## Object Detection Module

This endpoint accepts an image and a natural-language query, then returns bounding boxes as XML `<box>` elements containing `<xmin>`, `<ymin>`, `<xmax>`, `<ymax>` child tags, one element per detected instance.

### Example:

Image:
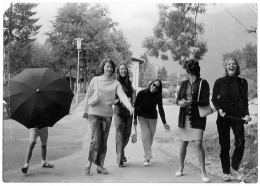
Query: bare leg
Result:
<box><xmin>24</xmin><ymin>142</ymin><xmax>36</xmax><ymax>166</ymax></box>
<box><xmin>177</xmin><ymin>141</ymin><xmax>189</xmax><ymax>172</ymax></box>
<box><xmin>195</xmin><ymin>140</ymin><xmax>207</xmax><ymax>176</ymax></box>
<box><xmin>41</xmin><ymin>145</ymin><xmax>47</xmax><ymax>164</ymax></box>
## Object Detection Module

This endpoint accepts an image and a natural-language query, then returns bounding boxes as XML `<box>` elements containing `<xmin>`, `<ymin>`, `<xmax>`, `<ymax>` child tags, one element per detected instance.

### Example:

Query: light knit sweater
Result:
<box><xmin>84</xmin><ymin>75</ymin><xmax>132</xmax><ymax>117</ymax></box>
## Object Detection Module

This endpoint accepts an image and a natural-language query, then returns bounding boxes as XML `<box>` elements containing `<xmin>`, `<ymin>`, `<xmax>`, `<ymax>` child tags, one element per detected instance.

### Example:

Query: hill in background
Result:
<box><xmin>158</xmin><ymin>4</ymin><xmax>257</xmax><ymax>87</ymax></box>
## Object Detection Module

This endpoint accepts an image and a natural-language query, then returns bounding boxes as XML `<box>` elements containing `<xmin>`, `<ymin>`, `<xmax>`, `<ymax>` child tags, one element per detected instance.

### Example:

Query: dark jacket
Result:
<box><xmin>176</xmin><ymin>78</ymin><xmax>210</xmax><ymax>130</ymax></box>
<box><xmin>211</xmin><ymin>75</ymin><xmax>249</xmax><ymax>123</ymax></box>
<box><xmin>134</xmin><ymin>89</ymin><xmax>166</xmax><ymax>124</ymax></box>
<box><xmin>114</xmin><ymin>83</ymin><xmax>134</xmax><ymax>117</ymax></box>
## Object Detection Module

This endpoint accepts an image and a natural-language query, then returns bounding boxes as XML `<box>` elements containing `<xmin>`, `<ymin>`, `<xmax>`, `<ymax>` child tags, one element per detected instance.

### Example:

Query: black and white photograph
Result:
<box><xmin>1</xmin><ymin>0</ymin><xmax>258</xmax><ymax>183</ymax></box>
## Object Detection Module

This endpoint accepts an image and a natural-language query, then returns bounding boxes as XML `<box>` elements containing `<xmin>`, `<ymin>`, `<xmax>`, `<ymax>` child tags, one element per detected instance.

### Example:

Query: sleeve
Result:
<box><xmin>211</xmin><ymin>78</ymin><xmax>222</xmax><ymax>111</ymax></box>
<box><xmin>242</xmin><ymin>79</ymin><xmax>249</xmax><ymax>116</ymax></box>
<box><xmin>133</xmin><ymin>91</ymin><xmax>141</xmax><ymax>120</ymax></box>
<box><xmin>193</xmin><ymin>79</ymin><xmax>210</xmax><ymax>106</ymax></box>
<box><xmin>175</xmin><ymin>81</ymin><xmax>185</xmax><ymax>105</ymax></box>
<box><xmin>83</xmin><ymin>77</ymin><xmax>95</xmax><ymax>114</ymax></box>
<box><xmin>116</xmin><ymin>83</ymin><xmax>133</xmax><ymax>112</ymax></box>
<box><xmin>157</xmin><ymin>95</ymin><xmax>167</xmax><ymax>124</ymax></box>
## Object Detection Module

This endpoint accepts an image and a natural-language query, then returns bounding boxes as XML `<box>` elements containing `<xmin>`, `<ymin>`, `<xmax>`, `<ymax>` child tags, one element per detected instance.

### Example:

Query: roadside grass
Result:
<box><xmin>203</xmin><ymin>122</ymin><xmax>258</xmax><ymax>183</ymax></box>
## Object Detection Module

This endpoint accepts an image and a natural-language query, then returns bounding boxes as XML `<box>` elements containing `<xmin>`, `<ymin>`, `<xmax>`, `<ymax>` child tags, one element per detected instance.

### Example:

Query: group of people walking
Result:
<box><xmin>21</xmin><ymin>57</ymin><xmax>251</xmax><ymax>183</ymax></box>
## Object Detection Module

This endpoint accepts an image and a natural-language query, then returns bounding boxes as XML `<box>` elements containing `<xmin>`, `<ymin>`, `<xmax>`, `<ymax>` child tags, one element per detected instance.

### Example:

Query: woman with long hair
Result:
<box><xmin>133</xmin><ymin>79</ymin><xmax>170</xmax><ymax>166</ymax></box>
<box><xmin>113</xmin><ymin>63</ymin><xmax>135</xmax><ymax>167</ymax></box>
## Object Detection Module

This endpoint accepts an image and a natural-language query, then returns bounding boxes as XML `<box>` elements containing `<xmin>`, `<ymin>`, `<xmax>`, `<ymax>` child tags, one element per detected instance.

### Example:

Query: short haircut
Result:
<box><xmin>183</xmin><ymin>59</ymin><xmax>200</xmax><ymax>78</ymax></box>
<box><xmin>224</xmin><ymin>58</ymin><xmax>241</xmax><ymax>76</ymax></box>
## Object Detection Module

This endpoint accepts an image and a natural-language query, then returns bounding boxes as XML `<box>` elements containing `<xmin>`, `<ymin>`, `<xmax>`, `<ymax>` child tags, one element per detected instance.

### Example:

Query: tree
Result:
<box><xmin>222</xmin><ymin>42</ymin><xmax>257</xmax><ymax>99</ymax></box>
<box><xmin>143</xmin><ymin>3</ymin><xmax>207</xmax><ymax>66</ymax></box>
<box><xmin>157</xmin><ymin>66</ymin><xmax>168</xmax><ymax>82</ymax></box>
<box><xmin>3</xmin><ymin>3</ymin><xmax>41</xmax><ymax>77</ymax></box>
<box><xmin>46</xmin><ymin>3</ymin><xmax>132</xmax><ymax>90</ymax></box>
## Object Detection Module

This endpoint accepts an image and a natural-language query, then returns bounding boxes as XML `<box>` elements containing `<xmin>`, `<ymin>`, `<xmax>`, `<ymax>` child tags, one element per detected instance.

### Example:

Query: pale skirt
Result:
<box><xmin>179</xmin><ymin>117</ymin><xmax>203</xmax><ymax>141</ymax></box>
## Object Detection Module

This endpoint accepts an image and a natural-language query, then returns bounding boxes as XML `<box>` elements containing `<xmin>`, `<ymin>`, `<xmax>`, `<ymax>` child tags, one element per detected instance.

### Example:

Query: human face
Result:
<box><xmin>104</xmin><ymin>62</ymin><xmax>114</xmax><ymax>77</ymax></box>
<box><xmin>119</xmin><ymin>65</ymin><xmax>127</xmax><ymax>78</ymax></box>
<box><xmin>150</xmin><ymin>81</ymin><xmax>159</xmax><ymax>93</ymax></box>
<box><xmin>226</xmin><ymin>59</ymin><xmax>237</xmax><ymax>76</ymax></box>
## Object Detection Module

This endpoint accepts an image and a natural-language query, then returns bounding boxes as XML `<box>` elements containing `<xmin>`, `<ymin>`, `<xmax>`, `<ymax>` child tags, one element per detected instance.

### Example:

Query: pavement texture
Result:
<box><xmin>3</xmin><ymin>102</ymin><xmax>225</xmax><ymax>183</ymax></box>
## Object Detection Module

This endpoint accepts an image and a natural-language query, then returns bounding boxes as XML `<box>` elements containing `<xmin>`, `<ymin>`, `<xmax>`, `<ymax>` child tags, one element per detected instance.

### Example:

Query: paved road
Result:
<box><xmin>3</xmin><ymin>104</ymin><xmax>223</xmax><ymax>183</ymax></box>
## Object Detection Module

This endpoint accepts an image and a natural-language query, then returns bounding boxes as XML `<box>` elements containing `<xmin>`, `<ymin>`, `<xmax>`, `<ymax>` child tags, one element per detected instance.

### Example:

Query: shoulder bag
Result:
<box><xmin>88</xmin><ymin>77</ymin><xmax>99</xmax><ymax>106</ymax></box>
<box><xmin>197</xmin><ymin>79</ymin><xmax>213</xmax><ymax>117</ymax></box>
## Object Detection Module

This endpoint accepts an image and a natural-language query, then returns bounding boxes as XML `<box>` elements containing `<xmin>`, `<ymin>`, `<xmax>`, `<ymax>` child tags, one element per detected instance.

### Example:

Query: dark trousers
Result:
<box><xmin>114</xmin><ymin>114</ymin><xmax>133</xmax><ymax>164</ymax></box>
<box><xmin>216</xmin><ymin>118</ymin><xmax>245</xmax><ymax>174</ymax></box>
<box><xmin>88</xmin><ymin>115</ymin><xmax>112</xmax><ymax>167</ymax></box>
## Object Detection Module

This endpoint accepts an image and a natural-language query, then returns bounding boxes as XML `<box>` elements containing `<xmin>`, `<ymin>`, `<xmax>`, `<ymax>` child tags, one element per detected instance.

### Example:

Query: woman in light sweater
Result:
<box><xmin>83</xmin><ymin>59</ymin><xmax>134</xmax><ymax>175</ymax></box>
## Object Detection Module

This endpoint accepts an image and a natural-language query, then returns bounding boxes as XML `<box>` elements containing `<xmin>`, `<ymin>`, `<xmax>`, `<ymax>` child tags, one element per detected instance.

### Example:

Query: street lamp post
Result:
<box><xmin>74</xmin><ymin>38</ymin><xmax>84</xmax><ymax>106</ymax></box>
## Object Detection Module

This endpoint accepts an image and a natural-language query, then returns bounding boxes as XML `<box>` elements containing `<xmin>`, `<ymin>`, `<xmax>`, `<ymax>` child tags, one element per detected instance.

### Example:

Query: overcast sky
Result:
<box><xmin>31</xmin><ymin>2</ymin><xmax>242</xmax><ymax>58</ymax></box>
<box><xmin>1</xmin><ymin>0</ymin><xmax>256</xmax><ymax>76</ymax></box>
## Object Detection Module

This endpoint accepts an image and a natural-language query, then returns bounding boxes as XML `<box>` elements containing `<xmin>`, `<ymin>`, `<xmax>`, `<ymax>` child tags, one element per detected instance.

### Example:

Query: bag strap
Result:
<box><xmin>197</xmin><ymin>79</ymin><xmax>203</xmax><ymax>101</ymax></box>
<box><xmin>95</xmin><ymin>76</ymin><xmax>98</xmax><ymax>90</ymax></box>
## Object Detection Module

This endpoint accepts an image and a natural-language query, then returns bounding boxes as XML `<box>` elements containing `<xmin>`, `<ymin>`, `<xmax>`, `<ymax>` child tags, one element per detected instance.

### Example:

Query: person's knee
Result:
<box><xmin>195</xmin><ymin>140</ymin><xmax>203</xmax><ymax>149</ymax></box>
<box><xmin>28</xmin><ymin>141</ymin><xmax>36</xmax><ymax>148</ymax></box>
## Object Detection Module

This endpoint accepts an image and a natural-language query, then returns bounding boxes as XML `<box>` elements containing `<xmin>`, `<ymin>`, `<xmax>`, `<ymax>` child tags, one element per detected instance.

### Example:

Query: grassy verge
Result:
<box><xmin>203</xmin><ymin>122</ymin><xmax>258</xmax><ymax>183</ymax></box>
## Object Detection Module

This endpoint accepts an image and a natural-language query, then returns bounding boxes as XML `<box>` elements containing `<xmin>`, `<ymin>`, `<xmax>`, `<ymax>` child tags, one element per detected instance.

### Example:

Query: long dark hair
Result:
<box><xmin>147</xmin><ymin>79</ymin><xmax>163</xmax><ymax>97</ymax></box>
<box><xmin>116</xmin><ymin>63</ymin><xmax>133</xmax><ymax>97</ymax></box>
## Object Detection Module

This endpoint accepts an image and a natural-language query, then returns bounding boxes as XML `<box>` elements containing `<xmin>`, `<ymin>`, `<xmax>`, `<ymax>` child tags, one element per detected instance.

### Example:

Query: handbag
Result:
<box><xmin>131</xmin><ymin>125</ymin><xmax>137</xmax><ymax>143</ymax></box>
<box><xmin>88</xmin><ymin>77</ymin><xmax>99</xmax><ymax>106</ymax></box>
<box><xmin>197</xmin><ymin>79</ymin><xmax>213</xmax><ymax>117</ymax></box>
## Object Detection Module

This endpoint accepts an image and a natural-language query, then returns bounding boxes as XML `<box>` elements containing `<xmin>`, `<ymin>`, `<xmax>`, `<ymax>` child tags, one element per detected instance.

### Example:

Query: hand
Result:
<box><xmin>129</xmin><ymin>106</ymin><xmax>134</xmax><ymax>115</ymax></box>
<box><xmin>243</xmin><ymin>115</ymin><xmax>251</xmax><ymax>123</ymax></box>
<box><xmin>178</xmin><ymin>99</ymin><xmax>186</xmax><ymax>107</ymax></box>
<box><xmin>164</xmin><ymin>123</ymin><xmax>170</xmax><ymax>130</ymax></box>
<box><xmin>133</xmin><ymin>119</ymin><xmax>138</xmax><ymax>126</ymax></box>
<box><xmin>218</xmin><ymin>109</ymin><xmax>225</xmax><ymax>117</ymax></box>
<box><xmin>83</xmin><ymin>113</ymin><xmax>89</xmax><ymax>119</ymax></box>
<box><xmin>184</xmin><ymin>98</ymin><xmax>192</xmax><ymax>106</ymax></box>
<box><xmin>114</xmin><ymin>99</ymin><xmax>120</xmax><ymax>105</ymax></box>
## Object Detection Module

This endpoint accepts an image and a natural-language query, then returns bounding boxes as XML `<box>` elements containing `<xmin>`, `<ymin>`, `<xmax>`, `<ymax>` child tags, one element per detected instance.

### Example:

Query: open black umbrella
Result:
<box><xmin>3</xmin><ymin>68</ymin><xmax>74</xmax><ymax>129</ymax></box>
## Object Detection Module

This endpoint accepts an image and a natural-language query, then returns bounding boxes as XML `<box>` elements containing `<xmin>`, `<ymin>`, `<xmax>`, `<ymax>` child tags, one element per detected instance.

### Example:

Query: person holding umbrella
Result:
<box><xmin>133</xmin><ymin>79</ymin><xmax>170</xmax><ymax>166</ymax></box>
<box><xmin>83</xmin><ymin>59</ymin><xmax>134</xmax><ymax>175</ymax></box>
<box><xmin>113</xmin><ymin>63</ymin><xmax>135</xmax><ymax>167</ymax></box>
<box><xmin>3</xmin><ymin>68</ymin><xmax>74</xmax><ymax>174</ymax></box>
<box><xmin>21</xmin><ymin>126</ymin><xmax>54</xmax><ymax>173</ymax></box>
<box><xmin>212</xmin><ymin>58</ymin><xmax>251</xmax><ymax>182</ymax></box>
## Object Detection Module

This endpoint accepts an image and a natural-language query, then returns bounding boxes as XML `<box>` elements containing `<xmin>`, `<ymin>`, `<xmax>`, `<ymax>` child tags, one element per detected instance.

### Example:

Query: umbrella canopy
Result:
<box><xmin>4</xmin><ymin>68</ymin><xmax>74</xmax><ymax>129</ymax></box>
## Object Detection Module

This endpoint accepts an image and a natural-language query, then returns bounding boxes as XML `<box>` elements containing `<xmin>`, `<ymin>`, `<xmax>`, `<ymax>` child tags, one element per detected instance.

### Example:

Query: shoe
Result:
<box><xmin>147</xmin><ymin>159</ymin><xmax>151</xmax><ymax>166</ymax></box>
<box><xmin>123</xmin><ymin>156</ymin><xmax>127</xmax><ymax>162</ymax></box>
<box><xmin>42</xmin><ymin>162</ymin><xmax>54</xmax><ymax>168</ymax></box>
<box><xmin>231</xmin><ymin>168</ymin><xmax>243</xmax><ymax>181</ymax></box>
<box><xmin>201</xmin><ymin>174</ymin><xmax>210</xmax><ymax>183</ymax></box>
<box><xmin>97</xmin><ymin>167</ymin><xmax>109</xmax><ymax>174</ymax></box>
<box><xmin>222</xmin><ymin>174</ymin><xmax>232</xmax><ymax>182</ymax></box>
<box><xmin>143</xmin><ymin>160</ymin><xmax>149</xmax><ymax>166</ymax></box>
<box><xmin>21</xmin><ymin>166</ymin><xmax>29</xmax><ymax>174</ymax></box>
<box><xmin>84</xmin><ymin>166</ymin><xmax>91</xmax><ymax>174</ymax></box>
<box><xmin>175</xmin><ymin>171</ymin><xmax>182</xmax><ymax>177</ymax></box>
<box><xmin>119</xmin><ymin>162</ymin><xmax>125</xmax><ymax>167</ymax></box>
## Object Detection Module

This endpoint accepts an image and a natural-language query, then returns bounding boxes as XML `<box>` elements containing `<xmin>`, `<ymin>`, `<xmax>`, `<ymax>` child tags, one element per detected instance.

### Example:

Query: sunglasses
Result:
<box><xmin>152</xmin><ymin>83</ymin><xmax>159</xmax><ymax>89</ymax></box>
